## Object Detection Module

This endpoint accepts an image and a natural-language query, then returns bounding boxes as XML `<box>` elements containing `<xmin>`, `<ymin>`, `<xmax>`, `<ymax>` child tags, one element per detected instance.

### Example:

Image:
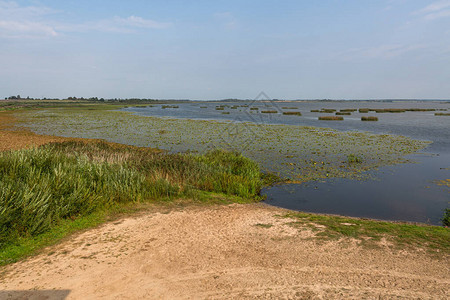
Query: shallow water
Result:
<box><xmin>126</xmin><ymin>101</ymin><xmax>450</xmax><ymax>225</ymax></box>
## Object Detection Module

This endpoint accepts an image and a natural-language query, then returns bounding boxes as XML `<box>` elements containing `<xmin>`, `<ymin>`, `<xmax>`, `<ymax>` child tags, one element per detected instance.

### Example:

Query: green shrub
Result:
<box><xmin>442</xmin><ymin>209</ymin><xmax>450</xmax><ymax>227</ymax></box>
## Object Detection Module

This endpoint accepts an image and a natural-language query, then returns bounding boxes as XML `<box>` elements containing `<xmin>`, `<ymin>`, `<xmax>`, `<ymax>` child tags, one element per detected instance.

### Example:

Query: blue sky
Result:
<box><xmin>1</xmin><ymin>0</ymin><xmax>449</xmax><ymax>100</ymax></box>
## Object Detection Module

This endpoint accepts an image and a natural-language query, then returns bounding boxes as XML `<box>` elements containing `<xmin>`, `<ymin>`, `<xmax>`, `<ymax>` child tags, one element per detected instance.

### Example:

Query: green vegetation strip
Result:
<box><xmin>285</xmin><ymin>212</ymin><xmax>450</xmax><ymax>253</ymax></box>
<box><xmin>0</xmin><ymin>141</ymin><xmax>271</xmax><ymax>265</ymax></box>
<box><xmin>17</xmin><ymin>106</ymin><xmax>431</xmax><ymax>181</ymax></box>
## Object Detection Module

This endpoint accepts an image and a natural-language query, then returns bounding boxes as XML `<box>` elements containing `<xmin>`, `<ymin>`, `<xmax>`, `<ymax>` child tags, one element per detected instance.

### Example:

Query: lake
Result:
<box><xmin>124</xmin><ymin>100</ymin><xmax>450</xmax><ymax>225</ymax></box>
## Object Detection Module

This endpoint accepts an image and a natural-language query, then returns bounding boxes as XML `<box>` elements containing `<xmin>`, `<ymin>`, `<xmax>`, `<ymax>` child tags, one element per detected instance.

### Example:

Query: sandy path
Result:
<box><xmin>1</xmin><ymin>204</ymin><xmax>448</xmax><ymax>299</ymax></box>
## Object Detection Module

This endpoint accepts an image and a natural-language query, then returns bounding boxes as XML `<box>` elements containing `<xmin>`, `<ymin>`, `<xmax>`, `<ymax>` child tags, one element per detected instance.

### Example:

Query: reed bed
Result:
<box><xmin>261</xmin><ymin>110</ymin><xmax>278</xmax><ymax>114</ymax></box>
<box><xmin>0</xmin><ymin>141</ymin><xmax>264</xmax><ymax>250</ymax></box>
<box><xmin>406</xmin><ymin>108</ymin><xmax>436</xmax><ymax>112</ymax></box>
<box><xmin>336</xmin><ymin>112</ymin><xmax>351</xmax><ymax>115</ymax></box>
<box><xmin>361</xmin><ymin>116</ymin><xmax>379</xmax><ymax>121</ymax></box>
<box><xmin>318</xmin><ymin>116</ymin><xmax>344</xmax><ymax>121</ymax></box>
<box><xmin>282</xmin><ymin>112</ymin><xmax>302</xmax><ymax>116</ymax></box>
<box><xmin>435</xmin><ymin>113</ymin><xmax>450</xmax><ymax>116</ymax></box>
<box><xmin>340</xmin><ymin>109</ymin><xmax>357</xmax><ymax>112</ymax></box>
<box><xmin>374</xmin><ymin>109</ymin><xmax>406</xmax><ymax>113</ymax></box>
<box><xmin>359</xmin><ymin>108</ymin><xmax>369</xmax><ymax>113</ymax></box>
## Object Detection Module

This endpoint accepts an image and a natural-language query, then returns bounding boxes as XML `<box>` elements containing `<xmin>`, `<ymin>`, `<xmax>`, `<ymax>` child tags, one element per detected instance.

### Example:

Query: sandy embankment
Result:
<box><xmin>1</xmin><ymin>204</ymin><xmax>449</xmax><ymax>299</ymax></box>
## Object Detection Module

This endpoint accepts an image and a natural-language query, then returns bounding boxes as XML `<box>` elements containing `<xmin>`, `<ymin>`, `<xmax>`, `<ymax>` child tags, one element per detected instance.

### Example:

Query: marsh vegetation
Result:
<box><xmin>318</xmin><ymin>116</ymin><xmax>344</xmax><ymax>121</ymax></box>
<box><xmin>0</xmin><ymin>141</ymin><xmax>269</xmax><ymax>264</ymax></box>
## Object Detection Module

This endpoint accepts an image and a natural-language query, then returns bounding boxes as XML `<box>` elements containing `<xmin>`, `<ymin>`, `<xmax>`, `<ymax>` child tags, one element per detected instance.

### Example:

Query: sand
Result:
<box><xmin>1</xmin><ymin>204</ymin><xmax>448</xmax><ymax>299</ymax></box>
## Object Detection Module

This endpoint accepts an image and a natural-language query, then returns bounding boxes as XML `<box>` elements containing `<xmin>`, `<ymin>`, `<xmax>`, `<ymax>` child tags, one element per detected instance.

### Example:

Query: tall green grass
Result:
<box><xmin>0</xmin><ymin>141</ymin><xmax>264</xmax><ymax>251</ymax></box>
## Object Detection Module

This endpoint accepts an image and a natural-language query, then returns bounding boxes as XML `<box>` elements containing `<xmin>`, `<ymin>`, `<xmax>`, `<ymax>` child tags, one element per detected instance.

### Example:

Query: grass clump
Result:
<box><xmin>261</xmin><ymin>110</ymin><xmax>278</xmax><ymax>114</ymax></box>
<box><xmin>336</xmin><ymin>112</ymin><xmax>351</xmax><ymax>115</ymax></box>
<box><xmin>435</xmin><ymin>113</ymin><xmax>450</xmax><ymax>116</ymax></box>
<box><xmin>361</xmin><ymin>116</ymin><xmax>378</xmax><ymax>121</ymax></box>
<box><xmin>0</xmin><ymin>141</ymin><xmax>266</xmax><ymax>264</ymax></box>
<box><xmin>318</xmin><ymin>116</ymin><xmax>343</xmax><ymax>121</ymax></box>
<box><xmin>442</xmin><ymin>209</ymin><xmax>450</xmax><ymax>227</ymax></box>
<box><xmin>285</xmin><ymin>212</ymin><xmax>450</xmax><ymax>252</ymax></box>
<box><xmin>374</xmin><ymin>109</ymin><xmax>406</xmax><ymax>113</ymax></box>
<box><xmin>282</xmin><ymin>112</ymin><xmax>302</xmax><ymax>116</ymax></box>
<box><xmin>359</xmin><ymin>108</ymin><xmax>369</xmax><ymax>113</ymax></box>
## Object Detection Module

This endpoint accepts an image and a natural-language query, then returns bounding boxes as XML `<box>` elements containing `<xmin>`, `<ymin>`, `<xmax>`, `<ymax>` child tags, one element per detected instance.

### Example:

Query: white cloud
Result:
<box><xmin>338</xmin><ymin>44</ymin><xmax>427</xmax><ymax>60</ymax></box>
<box><xmin>115</xmin><ymin>16</ymin><xmax>171</xmax><ymax>29</ymax></box>
<box><xmin>56</xmin><ymin>16</ymin><xmax>171</xmax><ymax>34</ymax></box>
<box><xmin>414</xmin><ymin>0</ymin><xmax>450</xmax><ymax>20</ymax></box>
<box><xmin>0</xmin><ymin>20</ymin><xmax>57</xmax><ymax>38</ymax></box>
<box><xmin>0</xmin><ymin>1</ymin><xmax>171</xmax><ymax>39</ymax></box>
<box><xmin>214</xmin><ymin>12</ymin><xmax>238</xmax><ymax>30</ymax></box>
<box><xmin>0</xmin><ymin>1</ymin><xmax>58</xmax><ymax>38</ymax></box>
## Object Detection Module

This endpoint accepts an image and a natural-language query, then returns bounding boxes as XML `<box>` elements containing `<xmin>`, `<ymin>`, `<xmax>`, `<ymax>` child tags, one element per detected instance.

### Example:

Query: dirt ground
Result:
<box><xmin>0</xmin><ymin>204</ymin><xmax>449</xmax><ymax>300</ymax></box>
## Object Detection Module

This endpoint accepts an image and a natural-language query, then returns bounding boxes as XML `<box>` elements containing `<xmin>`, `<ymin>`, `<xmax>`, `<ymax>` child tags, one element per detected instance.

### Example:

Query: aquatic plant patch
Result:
<box><xmin>318</xmin><ymin>116</ymin><xmax>344</xmax><ymax>121</ymax></box>
<box><xmin>282</xmin><ymin>112</ymin><xmax>302</xmax><ymax>116</ymax></box>
<box><xmin>361</xmin><ymin>116</ymin><xmax>378</xmax><ymax>121</ymax></box>
<box><xmin>17</xmin><ymin>107</ymin><xmax>431</xmax><ymax>182</ymax></box>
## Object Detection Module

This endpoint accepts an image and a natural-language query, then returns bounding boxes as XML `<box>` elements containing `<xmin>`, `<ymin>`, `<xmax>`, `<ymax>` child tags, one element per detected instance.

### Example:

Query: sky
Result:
<box><xmin>1</xmin><ymin>0</ymin><xmax>450</xmax><ymax>100</ymax></box>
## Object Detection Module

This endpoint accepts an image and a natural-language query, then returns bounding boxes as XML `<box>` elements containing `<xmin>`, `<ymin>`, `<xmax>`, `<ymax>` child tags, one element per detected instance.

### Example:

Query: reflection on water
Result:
<box><xmin>263</xmin><ymin>153</ymin><xmax>449</xmax><ymax>225</ymax></box>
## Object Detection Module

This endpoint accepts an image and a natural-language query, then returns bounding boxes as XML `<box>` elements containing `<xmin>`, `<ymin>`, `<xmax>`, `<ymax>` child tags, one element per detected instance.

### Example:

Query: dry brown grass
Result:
<box><xmin>0</xmin><ymin>111</ymin><xmax>161</xmax><ymax>153</ymax></box>
<box><xmin>0</xmin><ymin>112</ymin><xmax>67</xmax><ymax>151</ymax></box>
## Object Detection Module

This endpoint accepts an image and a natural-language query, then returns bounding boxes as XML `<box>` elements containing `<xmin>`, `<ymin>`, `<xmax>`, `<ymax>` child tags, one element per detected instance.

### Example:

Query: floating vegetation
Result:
<box><xmin>310</xmin><ymin>109</ymin><xmax>320</xmax><ymax>112</ymax></box>
<box><xmin>200</xmin><ymin>106</ymin><xmax>207</xmax><ymax>109</ymax></box>
<box><xmin>361</xmin><ymin>116</ymin><xmax>379</xmax><ymax>121</ymax></box>
<box><xmin>347</xmin><ymin>154</ymin><xmax>363</xmax><ymax>163</ymax></box>
<box><xmin>162</xmin><ymin>105</ymin><xmax>179</xmax><ymax>109</ymax></box>
<box><xmin>374</xmin><ymin>109</ymin><xmax>406</xmax><ymax>113</ymax></box>
<box><xmin>261</xmin><ymin>110</ymin><xmax>278</xmax><ymax>114</ymax></box>
<box><xmin>435</xmin><ymin>113</ymin><xmax>450</xmax><ymax>116</ymax></box>
<box><xmin>250</xmin><ymin>107</ymin><xmax>259</xmax><ymax>110</ymax></box>
<box><xmin>221</xmin><ymin>112</ymin><xmax>230</xmax><ymax>114</ymax></box>
<box><xmin>359</xmin><ymin>108</ymin><xmax>369</xmax><ymax>113</ymax></box>
<box><xmin>231</xmin><ymin>106</ymin><xmax>238</xmax><ymax>109</ymax></box>
<box><xmin>318</xmin><ymin>116</ymin><xmax>344</xmax><ymax>121</ymax></box>
<box><xmin>340</xmin><ymin>109</ymin><xmax>357</xmax><ymax>112</ymax></box>
<box><xmin>18</xmin><ymin>107</ymin><xmax>431</xmax><ymax>182</ymax></box>
<box><xmin>215</xmin><ymin>107</ymin><xmax>225</xmax><ymax>110</ymax></box>
<box><xmin>336</xmin><ymin>112</ymin><xmax>351</xmax><ymax>115</ymax></box>
<box><xmin>282</xmin><ymin>107</ymin><xmax>298</xmax><ymax>109</ymax></box>
<box><xmin>406</xmin><ymin>108</ymin><xmax>436</xmax><ymax>112</ymax></box>
<box><xmin>283</xmin><ymin>112</ymin><xmax>302</xmax><ymax>116</ymax></box>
